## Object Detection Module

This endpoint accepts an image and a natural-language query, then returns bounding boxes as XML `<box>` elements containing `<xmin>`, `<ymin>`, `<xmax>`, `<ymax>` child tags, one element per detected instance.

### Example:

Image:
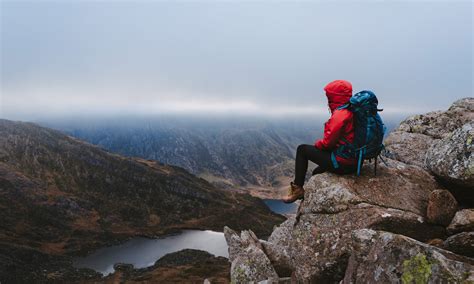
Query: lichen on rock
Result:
<box><xmin>425</xmin><ymin>122</ymin><xmax>473</xmax><ymax>189</ymax></box>
<box><xmin>401</xmin><ymin>253</ymin><xmax>433</xmax><ymax>284</ymax></box>
<box><xmin>224</xmin><ymin>226</ymin><xmax>278</xmax><ymax>283</ymax></box>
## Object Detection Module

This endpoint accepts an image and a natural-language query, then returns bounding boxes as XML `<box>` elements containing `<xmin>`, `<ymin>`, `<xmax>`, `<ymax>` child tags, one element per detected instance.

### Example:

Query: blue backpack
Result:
<box><xmin>332</xmin><ymin>90</ymin><xmax>387</xmax><ymax>176</ymax></box>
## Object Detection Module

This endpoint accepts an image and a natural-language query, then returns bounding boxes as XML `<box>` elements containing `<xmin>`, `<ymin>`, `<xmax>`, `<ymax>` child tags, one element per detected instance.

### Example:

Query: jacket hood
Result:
<box><xmin>324</xmin><ymin>80</ymin><xmax>353</xmax><ymax>112</ymax></box>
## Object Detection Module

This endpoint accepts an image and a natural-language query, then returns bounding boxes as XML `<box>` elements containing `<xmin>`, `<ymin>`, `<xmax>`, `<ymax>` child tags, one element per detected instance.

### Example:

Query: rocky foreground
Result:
<box><xmin>225</xmin><ymin>98</ymin><xmax>474</xmax><ymax>283</ymax></box>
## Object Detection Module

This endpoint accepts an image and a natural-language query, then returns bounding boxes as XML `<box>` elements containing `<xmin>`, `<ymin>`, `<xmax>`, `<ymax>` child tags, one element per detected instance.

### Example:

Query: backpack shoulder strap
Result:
<box><xmin>336</xmin><ymin>103</ymin><xmax>351</xmax><ymax>110</ymax></box>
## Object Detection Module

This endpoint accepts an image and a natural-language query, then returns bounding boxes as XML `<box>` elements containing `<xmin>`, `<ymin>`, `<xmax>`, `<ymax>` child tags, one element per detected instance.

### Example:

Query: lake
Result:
<box><xmin>74</xmin><ymin>200</ymin><xmax>296</xmax><ymax>276</ymax></box>
<box><xmin>263</xmin><ymin>199</ymin><xmax>299</xmax><ymax>215</ymax></box>
<box><xmin>73</xmin><ymin>230</ymin><xmax>228</xmax><ymax>276</ymax></box>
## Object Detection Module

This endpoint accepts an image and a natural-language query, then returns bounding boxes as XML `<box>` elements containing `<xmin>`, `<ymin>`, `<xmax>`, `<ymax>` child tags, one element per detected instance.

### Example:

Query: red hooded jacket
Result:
<box><xmin>314</xmin><ymin>80</ymin><xmax>356</xmax><ymax>166</ymax></box>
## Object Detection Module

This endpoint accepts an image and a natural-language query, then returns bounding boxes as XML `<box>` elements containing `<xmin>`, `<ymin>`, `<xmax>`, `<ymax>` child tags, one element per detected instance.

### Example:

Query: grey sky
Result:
<box><xmin>1</xmin><ymin>0</ymin><xmax>472</xmax><ymax>119</ymax></box>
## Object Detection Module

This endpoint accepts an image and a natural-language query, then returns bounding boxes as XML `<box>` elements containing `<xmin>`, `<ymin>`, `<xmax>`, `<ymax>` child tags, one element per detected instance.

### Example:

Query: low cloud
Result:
<box><xmin>1</xmin><ymin>1</ymin><xmax>472</xmax><ymax>120</ymax></box>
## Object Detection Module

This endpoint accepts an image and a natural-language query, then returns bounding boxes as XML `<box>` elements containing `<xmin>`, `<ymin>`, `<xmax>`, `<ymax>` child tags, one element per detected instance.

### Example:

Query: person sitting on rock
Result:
<box><xmin>283</xmin><ymin>80</ymin><xmax>357</xmax><ymax>203</ymax></box>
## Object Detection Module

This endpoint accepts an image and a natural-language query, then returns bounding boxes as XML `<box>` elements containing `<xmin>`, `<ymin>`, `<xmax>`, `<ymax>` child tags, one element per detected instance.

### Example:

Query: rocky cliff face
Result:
<box><xmin>225</xmin><ymin>98</ymin><xmax>474</xmax><ymax>283</ymax></box>
<box><xmin>0</xmin><ymin>119</ymin><xmax>284</xmax><ymax>282</ymax></box>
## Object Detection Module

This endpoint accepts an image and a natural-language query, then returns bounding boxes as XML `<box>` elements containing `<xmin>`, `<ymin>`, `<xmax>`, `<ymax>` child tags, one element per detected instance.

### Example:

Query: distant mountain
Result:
<box><xmin>45</xmin><ymin>115</ymin><xmax>404</xmax><ymax>192</ymax></box>
<box><xmin>44</xmin><ymin>116</ymin><xmax>323</xmax><ymax>190</ymax></box>
<box><xmin>0</xmin><ymin>119</ymin><xmax>284</xmax><ymax>282</ymax></box>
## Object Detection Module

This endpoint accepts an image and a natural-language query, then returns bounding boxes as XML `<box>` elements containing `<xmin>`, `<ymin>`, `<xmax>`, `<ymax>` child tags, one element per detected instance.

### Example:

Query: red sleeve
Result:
<box><xmin>314</xmin><ymin>110</ymin><xmax>349</xmax><ymax>150</ymax></box>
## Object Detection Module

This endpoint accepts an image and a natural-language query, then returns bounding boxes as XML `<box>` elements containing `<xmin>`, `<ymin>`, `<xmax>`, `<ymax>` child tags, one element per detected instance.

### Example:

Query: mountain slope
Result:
<box><xmin>46</xmin><ymin>117</ymin><xmax>321</xmax><ymax>189</ymax></box>
<box><xmin>0</xmin><ymin>119</ymin><xmax>284</xmax><ymax>280</ymax></box>
<box><xmin>44</xmin><ymin>115</ymin><xmax>404</xmax><ymax>191</ymax></box>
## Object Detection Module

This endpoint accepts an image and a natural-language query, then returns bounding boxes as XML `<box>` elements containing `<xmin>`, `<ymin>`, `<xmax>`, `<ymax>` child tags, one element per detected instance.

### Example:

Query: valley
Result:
<box><xmin>0</xmin><ymin>119</ymin><xmax>285</xmax><ymax>282</ymax></box>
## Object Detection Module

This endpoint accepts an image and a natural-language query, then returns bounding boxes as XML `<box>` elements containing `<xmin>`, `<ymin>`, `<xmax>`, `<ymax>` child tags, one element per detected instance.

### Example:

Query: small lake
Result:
<box><xmin>73</xmin><ymin>230</ymin><xmax>228</xmax><ymax>276</ymax></box>
<box><xmin>263</xmin><ymin>199</ymin><xmax>298</xmax><ymax>215</ymax></box>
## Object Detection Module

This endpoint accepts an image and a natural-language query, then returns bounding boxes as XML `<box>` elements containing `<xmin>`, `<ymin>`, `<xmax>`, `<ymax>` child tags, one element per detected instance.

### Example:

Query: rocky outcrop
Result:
<box><xmin>425</xmin><ymin>122</ymin><xmax>474</xmax><ymax>189</ymax></box>
<box><xmin>301</xmin><ymin>158</ymin><xmax>439</xmax><ymax>217</ymax></box>
<box><xmin>224</xmin><ymin>227</ymin><xmax>278</xmax><ymax>283</ymax></box>
<box><xmin>343</xmin><ymin>229</ymin><xmax>474</xmax><ymax>283</ymax></box>
<box><xmin>383</xmin><ymin>98</ymin><xmax>473</xmax><ymax>206</ymax></box>
<box><xmin>384</xmin><ymin>97</ymin><xmax>474</xmax><ymax>170</ymax></box>
<box><xmin>395</xmin><ymin>97</ymin><xmax>474</xmax><ymax>139</ymax></box>
<box><xmin>225</xmin><ymin>98</ymin><xmax>474</xmax><ymax>283</ymax></box>
<box><xmin>426</xmin><ymin>190</ymin><xmax>458</xmax><ymax>226</ymax></box>
<box><xmin>226</xmin><ymin>159</ymin><xmax>451</xmax><ymax>282</ymax></box>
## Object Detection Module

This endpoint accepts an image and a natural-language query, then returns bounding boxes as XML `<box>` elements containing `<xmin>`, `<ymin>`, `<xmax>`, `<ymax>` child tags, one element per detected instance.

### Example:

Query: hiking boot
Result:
<box><xmin>282</xmin><ymin>182</ymin><xmax>304</xmax><ymax>203</ymax></box>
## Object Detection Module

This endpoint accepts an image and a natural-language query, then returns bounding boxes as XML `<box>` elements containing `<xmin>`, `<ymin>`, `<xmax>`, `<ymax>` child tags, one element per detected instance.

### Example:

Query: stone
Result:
<box><xmin>383</xmin><ymin>131</ymin><xmax>434</xmax><ymax>169</ymax></box>
<box><xmin>396</xmin><ymin>97</ymin><xmax>474</xmax><ymax>139</ymax></box>
<box><xmin>426</xmin><ymin>190</ymin><xmax>458</xmax><ymax>226</ymax></box>
<box><xmin>301</xmin><ymin>158</ymin><xmax>439</xmax><ymax>217</ymax></box>
<box><xmin>447</xmin><ymin>209</ymin><xmax>474</xmax><ymax>234</ymax></box>
<box><xmin>342</xmin><ymin>229</ymin><xmax>474</xmax><ymax>284</ymax></box>
<box><xmin>260</xmin><ymin>220</ymin><xmax>293</xmax><ymax>277</ymax></box>
<box><xmin>383</xmin><ymin>97</ymin><xmax>474</xmax><ymax>169</ymax></box>
<box><xmin>257</xmin><ymin>277</ymin><xmax>291</xmax><ymax>284</ymax></box>
<box><xmin>443</xmin><ymin>232</ymin><xmax>474</xmax><ymax>258</ymax></box>
<box><xmin>425</xmin><ymin>122</ymin><xmax>474</xmax><ymax>189</ymax></box>
<box><xmin>224</xmin><ymin>226</ymin><xmax>278</xmax><ymax>283</ymax></box>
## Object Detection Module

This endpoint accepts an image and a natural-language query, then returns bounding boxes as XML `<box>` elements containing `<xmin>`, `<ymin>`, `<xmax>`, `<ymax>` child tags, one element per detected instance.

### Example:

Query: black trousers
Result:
<box><xmin>294</xmin><ymin>144</ymin><xmax>356</xmax><ymax>187</ymax></box>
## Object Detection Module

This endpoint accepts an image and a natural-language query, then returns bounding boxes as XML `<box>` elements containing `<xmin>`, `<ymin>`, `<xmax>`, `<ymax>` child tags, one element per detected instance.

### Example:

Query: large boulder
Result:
<box><xmin>426</xmin><ymin>189</ymin><xmax>458</xmax><ymax>226</ymax></box>
<box><xmin>442</xmin><ymin>232</ymin><xmax>474</xmax><ymax>258</ymax></box>
<box><xmin>383</xmin><ymin>97</ymin><xmax>474</xmax><ymax>169</ymax></box>
<box><xmin>223</xmin><ymin>226</ymin><xmax>278</xmax><ymax>283</ymax></box>
<box><xmin>383</xmin><ymin>132</ymin><xmax>434</xmax><ymax>168</ymax></box>
<box><xmin>343</xmin><ymin>229</ymin><xmax>474</xmax><ymax>284</ymax></box>
<box><xmin>447</xmin><ymin>209</ymin><xmax>474</xmax><ymax>234</ymax></box>
<box><xmin>301</xmin><ymin>158</ymin><xmax>440</xmax><ymax>217</ymax></box>
<box><xmin>425</xmin><ymin>122</ymin><xmax>473</xmax><ymax>190</ymax></box>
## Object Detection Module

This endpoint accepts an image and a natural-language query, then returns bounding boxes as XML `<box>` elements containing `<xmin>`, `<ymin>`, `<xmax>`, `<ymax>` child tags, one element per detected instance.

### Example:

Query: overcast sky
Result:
<box><xmin>1</xmin><ymin>0</ymin><xmax>472</xmax><ymax>120</ymax></box>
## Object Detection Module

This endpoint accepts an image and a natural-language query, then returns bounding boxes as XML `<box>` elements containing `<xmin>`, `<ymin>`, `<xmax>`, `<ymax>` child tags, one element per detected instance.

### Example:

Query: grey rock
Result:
<box><xmin>276</xmin><ymin>205</ymin><xmax>444</xmax><ymax>282</ymax></box>
<box><xmin>447</xmin><ymin>209</ymin><xmax>474</xmax><ymax>234</ymax></box>
<box><xmin>257</xmin><ymin>277</ymin><xmax>291</xmax><ymax>284</ymax></box>
<box><xmin>343</xmin><ymin>229</ymin><xmax>474</xmax><ymax>284</ymax></box>
<box><xmin>443</xmin><ymin>231</ymin><xmax>474</xmax><ymax>258</ymax></box>
<box><xmin>383</xmin><ymin>131</ymin><xmax>434</xmax><ymax>169</ymax></box>
<box><xmin>301</xmin><ymin>158</ymin><xmax>439</xmax><ymax>217</ymax></box>
<box><xmin>227</xmin><ymin>159</ymin><xmax>448</xmax><ymax>283</ymax></box>
<box><xmin>260</xmin><ymin>219</ymin><xmax>293</xmax><ymax>276</ymax></box>
<box><xmin>224</xmin><ymin>226</ymin><xmax>278</xmax><ymax>283</ymax></box>
<box><xmin>383</xmin><ymin>97</ymin><xmax>474</xmax><ymax>169</ymax></box>
<box><xmin>425</xmin><ymin>122</ymin><xmax>474</xmax><ymax>189</ymax></box>
<box><xmin>396</xmin><ymin>97</ymin><xmax>474</xmax><ymax>139</ymax></box>
<box><xmin>426</xmin><ymin>189</ymin><xmax>458</xmax><ymax>226</ymax></box>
